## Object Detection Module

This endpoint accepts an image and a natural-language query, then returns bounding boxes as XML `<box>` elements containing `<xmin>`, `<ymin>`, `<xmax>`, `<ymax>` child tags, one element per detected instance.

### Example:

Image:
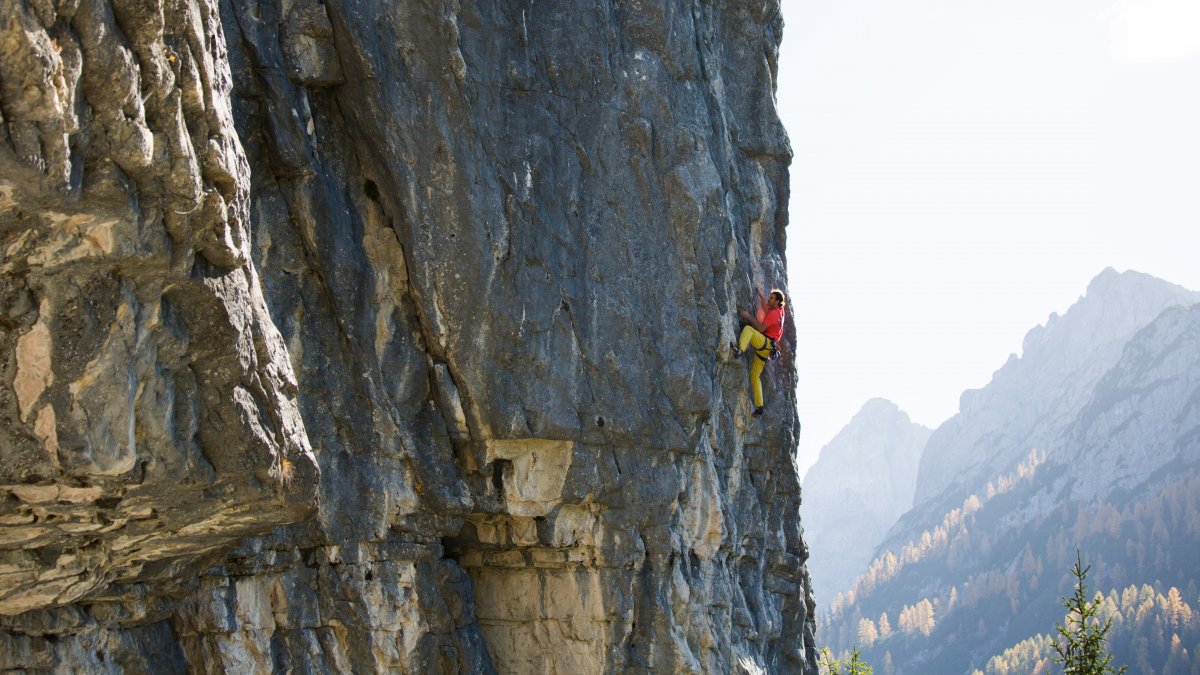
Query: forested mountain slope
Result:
<box><xmin>822</xmin><ymin>271</ymin><xmax>1200</xmax><ymax>674</ymax></box>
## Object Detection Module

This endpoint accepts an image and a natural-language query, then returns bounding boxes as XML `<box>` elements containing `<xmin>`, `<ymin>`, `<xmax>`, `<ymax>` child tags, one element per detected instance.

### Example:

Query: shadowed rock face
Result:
<box><xmin>1</xmin><ymin>0</ymin><xmax>816</xmax><ymax>672</ymax></box>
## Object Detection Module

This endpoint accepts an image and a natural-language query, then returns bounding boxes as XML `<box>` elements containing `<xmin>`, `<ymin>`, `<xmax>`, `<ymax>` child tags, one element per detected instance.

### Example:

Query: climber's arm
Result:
<box><xmin>738</xmin><ymin>307</ymin><xmax>767</xmax><ymax>334</ymax></box>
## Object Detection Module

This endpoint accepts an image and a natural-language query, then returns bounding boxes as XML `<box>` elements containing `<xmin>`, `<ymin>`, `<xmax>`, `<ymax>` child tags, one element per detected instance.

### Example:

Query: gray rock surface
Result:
<box><xmin>0</xmin><ymin>0</ymin><xmax>318</xmax><ymax>620</ymax></box>
<box><xmin>1</xmin><ymin>0</ymin><xmax>816</xmax><ymax>672</ymax></box>
<box><xmin>801</xmin><ymin>399</ymin><xmax>929</xmax><ymax>604</ymax></box>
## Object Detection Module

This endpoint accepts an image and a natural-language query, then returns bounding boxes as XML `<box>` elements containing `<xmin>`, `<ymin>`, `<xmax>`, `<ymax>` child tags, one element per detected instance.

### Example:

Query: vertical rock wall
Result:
<box><xmin>1</xmin><ymin>0</ymin><xmax>817</xmax><ymax>672</ymax></box>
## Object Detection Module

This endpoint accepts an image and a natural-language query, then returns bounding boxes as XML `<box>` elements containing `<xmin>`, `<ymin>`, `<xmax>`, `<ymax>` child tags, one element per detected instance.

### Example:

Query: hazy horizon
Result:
<box><xmin>778</xmin><ymin>0</ymin><xmax>1200</xmax><ymax>476</ymax></box>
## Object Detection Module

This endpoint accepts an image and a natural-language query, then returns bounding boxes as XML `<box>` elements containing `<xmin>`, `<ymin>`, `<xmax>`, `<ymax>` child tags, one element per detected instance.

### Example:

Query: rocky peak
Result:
<box><xmin>802</xmin><ymin>398</ymin><xmax>930</xmax><ymax>603</ymax></box>
<box><xmin>1060</xmin><ymin>300</ymin><xmax>1200</xmax><ymax>501</ymax></box>
<box><xmin>913</xmin><ymin>269</ymin><xmax>1200</xmax><ymax>507</ymax></box>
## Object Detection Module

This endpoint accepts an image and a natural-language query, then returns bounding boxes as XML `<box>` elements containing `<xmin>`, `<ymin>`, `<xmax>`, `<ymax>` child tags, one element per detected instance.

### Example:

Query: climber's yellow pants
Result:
<box><xmin>738</xmin><ymin>325</ymin><xmax>772</xmax><ymax>408</ymax></box>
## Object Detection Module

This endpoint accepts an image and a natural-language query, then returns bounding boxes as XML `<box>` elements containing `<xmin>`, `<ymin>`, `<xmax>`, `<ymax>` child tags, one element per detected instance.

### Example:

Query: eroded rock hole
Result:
<box><xmin>491</xmin><ymin>458</ymin><xmax>511</xmax><ymax>497</ymax></box>
<box><xmin>363</xmin><ymin>179</ymin><xmax>381</xmax><ymax>203</ymax></box>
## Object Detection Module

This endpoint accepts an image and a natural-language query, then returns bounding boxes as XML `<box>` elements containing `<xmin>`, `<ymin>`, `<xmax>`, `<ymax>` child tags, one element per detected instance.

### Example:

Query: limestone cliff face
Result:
<box><xmin>0</xmin><ymin>0</ymin><xmax>816</xmax><ymax>672</ymax></box>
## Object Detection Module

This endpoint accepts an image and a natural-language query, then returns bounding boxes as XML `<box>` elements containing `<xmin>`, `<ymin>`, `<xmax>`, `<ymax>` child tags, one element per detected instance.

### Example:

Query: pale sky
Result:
<box><xmin>779</xmin><ymin>0</ymin><xmax>1200</xmax><ymax>477</ymax></box>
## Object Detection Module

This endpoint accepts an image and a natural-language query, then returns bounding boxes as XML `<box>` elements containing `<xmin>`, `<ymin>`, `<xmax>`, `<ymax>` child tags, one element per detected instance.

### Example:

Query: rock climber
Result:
<box><xmin>730</xmin><ymin>288</ymin><xmax>786</xmax><ymax>417</ymax></box>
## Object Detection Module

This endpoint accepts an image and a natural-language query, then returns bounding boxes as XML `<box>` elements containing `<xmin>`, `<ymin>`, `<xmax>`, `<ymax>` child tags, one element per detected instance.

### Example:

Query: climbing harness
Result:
<box><xmin>754</xmin><ymin>337</ymin><xmax>780</xmax><ymax>362</ymax></box>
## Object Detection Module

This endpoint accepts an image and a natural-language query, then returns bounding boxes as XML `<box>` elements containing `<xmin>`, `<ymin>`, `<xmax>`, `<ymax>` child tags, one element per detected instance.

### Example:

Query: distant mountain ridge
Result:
<box><xmin>802</xmin><ymin>399</ymin><xmax>931</xmax><ymax>604</ymax></box>
<box><xmin>912</xmin><ymin>267</ymin><xmax>1200</xmax><ymax>510</ymax></box>
<box><xmin>816</xmin><ymin>269</ymin><xmax>1200</xmax><ymax>673</ymax></box>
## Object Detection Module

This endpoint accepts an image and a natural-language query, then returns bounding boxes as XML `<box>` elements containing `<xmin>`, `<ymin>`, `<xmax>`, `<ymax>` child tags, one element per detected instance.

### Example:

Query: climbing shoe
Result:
<box><xmin>730</xmin><ymin>342</ymin><xmax>743</xmax><ymax>357</ymax></box>
<box><xmin>752</xmin><ymin>406</ymin><xmax>764</xmax><ymax>418</ymax></box>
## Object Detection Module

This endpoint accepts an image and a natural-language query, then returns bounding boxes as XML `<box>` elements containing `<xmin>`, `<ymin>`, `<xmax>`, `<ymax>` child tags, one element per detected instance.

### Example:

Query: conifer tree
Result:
<box><xmin>1053</xmin><ymin>551</ymin><xmax>1127</xmax><ymax>674</ymax></box>
<box><xmin>819</xmin><ymin>645</ymin><xmax>873</xmax><ymax>675</ymax></box>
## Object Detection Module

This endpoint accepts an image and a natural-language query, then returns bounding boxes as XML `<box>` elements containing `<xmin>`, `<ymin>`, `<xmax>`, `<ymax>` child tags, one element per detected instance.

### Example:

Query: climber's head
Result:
<box><xmin>769</xmin><ymin>289</ymin><xmax>787</xmax><ymax>308</ymax></box>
